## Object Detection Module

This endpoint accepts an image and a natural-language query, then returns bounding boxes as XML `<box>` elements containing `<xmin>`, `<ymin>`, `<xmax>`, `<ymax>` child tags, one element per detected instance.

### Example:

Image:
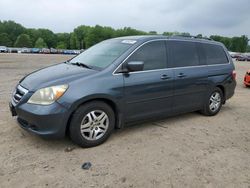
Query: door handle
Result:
<box><xmin>161</xmin><ymin>74</ymin><xmax>171</xmax><ymax>80</ymax></box>
<box><xmin>177</xmin><ymin>73</ymin><xmax>187</xmax><ymax>78</ymax></box>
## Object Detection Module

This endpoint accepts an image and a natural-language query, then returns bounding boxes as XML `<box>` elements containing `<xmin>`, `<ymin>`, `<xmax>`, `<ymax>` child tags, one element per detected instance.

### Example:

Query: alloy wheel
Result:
<box><xmin>80</xmin><ymin>110</ymin><xmax>109</xmax><ymax>141</ymax></box>
<box><xmin>209</xmin><ymin>92</ymin><xmax>221</xmax><ymax>112</ymax></box>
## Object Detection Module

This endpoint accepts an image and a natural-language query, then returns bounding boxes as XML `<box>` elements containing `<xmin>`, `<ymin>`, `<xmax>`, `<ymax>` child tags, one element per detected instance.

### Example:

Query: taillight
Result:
<box><xmin>232</xmin><ymin>70</ymin><xmax>236</xmax><ymax>80</ymax></box>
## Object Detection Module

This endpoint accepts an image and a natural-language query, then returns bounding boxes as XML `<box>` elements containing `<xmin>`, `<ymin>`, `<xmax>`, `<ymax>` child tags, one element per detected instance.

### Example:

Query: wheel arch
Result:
<box><xmin>216</xmin><ymin>85</ymin><xmax>225</xmax><ymax>103</ymax></box>
<box><xmin>65</xmin><ymin>96</ymin><xmax>123</xmax><ymax>136</ymax></box>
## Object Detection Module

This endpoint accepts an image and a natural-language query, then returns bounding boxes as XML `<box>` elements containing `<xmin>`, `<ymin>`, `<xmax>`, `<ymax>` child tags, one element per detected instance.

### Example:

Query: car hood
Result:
<box><xmin>20</xmin><ymin>63</ymin><xmax>98</xmax><ymax>91</ymax></box>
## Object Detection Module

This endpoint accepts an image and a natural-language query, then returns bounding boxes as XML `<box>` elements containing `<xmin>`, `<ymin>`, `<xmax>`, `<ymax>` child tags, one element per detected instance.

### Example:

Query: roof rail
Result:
<box><xmin>170</xmin><ymin>35</ymin><xmax>213</xmax><ymax>41</ymax></box>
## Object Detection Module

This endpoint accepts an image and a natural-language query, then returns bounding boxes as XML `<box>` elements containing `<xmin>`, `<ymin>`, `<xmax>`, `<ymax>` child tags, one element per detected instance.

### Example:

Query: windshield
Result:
<box><xmin>69</xmin><ymin>39</ymin><xmax>135</xmax><ymax>69</ymax></box>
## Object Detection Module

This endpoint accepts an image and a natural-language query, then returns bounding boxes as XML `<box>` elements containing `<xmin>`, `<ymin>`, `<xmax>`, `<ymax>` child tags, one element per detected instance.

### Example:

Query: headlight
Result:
<box><xmin>28</xmin><ymin>85</ymin><xmax>68</xmax><ymax>105</ymax></box>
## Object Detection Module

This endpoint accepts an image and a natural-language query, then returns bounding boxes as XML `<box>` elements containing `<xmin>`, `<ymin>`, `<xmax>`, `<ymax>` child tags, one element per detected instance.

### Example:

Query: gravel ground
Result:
<box><xmin>0</xmin><ymin>53</ymin><xmax>249</xmax><ymax>188</ymax></box>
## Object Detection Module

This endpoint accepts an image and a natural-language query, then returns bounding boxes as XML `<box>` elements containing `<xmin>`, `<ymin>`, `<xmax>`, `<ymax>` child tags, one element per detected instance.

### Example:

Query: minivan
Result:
<box><xmin>9</xmin><ymin>35</ymin><xmax>236</xmax><ymax>147</ymax></box>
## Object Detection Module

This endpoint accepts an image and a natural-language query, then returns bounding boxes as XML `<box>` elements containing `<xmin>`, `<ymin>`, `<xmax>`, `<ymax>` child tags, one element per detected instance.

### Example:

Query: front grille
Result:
<box><xmin>12</xmin><ymin>85</ymin><xmax>28</xmax><ymax>103</ymax></box>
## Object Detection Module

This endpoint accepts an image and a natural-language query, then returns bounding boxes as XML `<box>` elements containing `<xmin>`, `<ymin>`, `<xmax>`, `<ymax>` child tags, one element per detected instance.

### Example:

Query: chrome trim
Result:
<box><xmin>15</xmin><ymin>93</ymin><xmax>22</xmax><ymax>99</ymax></box>
<box><xmin>17</xmin><ymin>85</ymin><xmax>28</xmax><ymax>95</ymax></box>
<box><xmin>12</xmin><ymin>85</ymin><xmax>29</xmax><ymax>104</ymax></box>
<box><xmin>112</xmin><ymin>39</ymin><xmax>230</xmax><ymax>75</ymax></box>
<box><xmin>13</xmin><ymin>97</ymin><xmax>19</xmax><ymax>103</ymax></box>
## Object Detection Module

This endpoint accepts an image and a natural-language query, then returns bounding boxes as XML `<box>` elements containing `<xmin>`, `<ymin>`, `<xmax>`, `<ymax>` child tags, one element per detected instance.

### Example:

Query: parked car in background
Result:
<box><xmin>230</xmin><ymin>53</ymin><xmax>242</xmax><ymax>59</ymax></box>
<box><xmin>73</xmin><ymin>50</ymin><xmax>81</xmax><ymax>55</ymax></box>
<box><xmin>8</xmin><ymin>47</ymin><xmax>19</xmax><ymax>53</ymax></box>
<box><xmin>21</xmin><ymin>48</ymin><xmax>31</xmax><ymax>53</ymax></box>
<box><xmin>9</xmin><ymin>35</ymin><xmax>236</xmax><ymax>147</ymax></box>
<box><xmin>57</xmin><ymin>49</ymin><xmax>64</xmax><ymax>54</ymax></box>
<box><xmin>63</xmin><ymin>49</ymin><xmax>72</xmax><ymax>55</ymax></box>
<box><xmin>236</xmin><ymin>55</ymin><xmax>250</xmax><ymax>61</ymax></box>
<box><xmin>63</xmin><ymin>49</ymin><xmax>79</xmax><ymax>55</ymax></box>
<box><xmin>244</xmin><ymin>70</ymin><xmax>250</xmax><ymax>87</ymax></box>
<box><xmin>41</xmin><ymin>48</ymin><xmax>50</xmax><ymax>54</ymax></box>
<box><xmin>228</xmin><ymin>51</ymin><xmax>241</xmax><ymax>59</ymax></box>
<box><xmin>50</xmin><ymin>48</ymin><xmax>58</xmax><ymax>54</ymax></box>
<box><xmin>0</xmin><ymin>46</ymin><xmax>8</xmax><ymax>53</ymax></box>
<box><xmin>31</xmin><ymin>48</ymin><xmax>40</xmax><ymax>53</ymax></box>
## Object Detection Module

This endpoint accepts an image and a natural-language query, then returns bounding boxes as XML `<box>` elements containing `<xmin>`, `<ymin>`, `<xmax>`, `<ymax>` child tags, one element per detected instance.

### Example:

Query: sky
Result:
<box><xmin>0</xmin><ymin>0</ymin><xmax>250</xmax><ymax>37</ymax></box>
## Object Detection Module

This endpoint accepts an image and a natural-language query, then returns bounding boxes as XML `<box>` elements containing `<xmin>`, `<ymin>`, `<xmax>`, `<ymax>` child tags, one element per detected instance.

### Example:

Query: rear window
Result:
<box><xmin>202</xmin><ymin>44</ymin><xmax>228</xmax><ymax>65</ymax></box>
<box><xmin>168</xmin><ymin>41</ymin><xmax>199</xmax><ymax>67</ymax></box>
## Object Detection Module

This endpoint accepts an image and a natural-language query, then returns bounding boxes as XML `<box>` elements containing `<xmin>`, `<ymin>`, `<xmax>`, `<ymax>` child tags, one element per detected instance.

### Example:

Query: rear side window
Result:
<box><xmin>126</xmin><ymin>41</ymin><xmax>167</xmax><ymax>71</ymax></box>
<box><xmin>168</xmin><ymin>41</ymin><xmax>199</xmax><ymax>67</ymax></box>
<box><xmin>202</xmin><ymin>44</ymin><xmax>228</xmax><ymax>65</ymax></box>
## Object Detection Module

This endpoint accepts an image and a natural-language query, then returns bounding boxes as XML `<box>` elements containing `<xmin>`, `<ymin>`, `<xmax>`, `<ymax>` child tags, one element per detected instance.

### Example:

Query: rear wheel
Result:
<box><xmin>69</xmin><ymin>101</ymin><xmax>115</xmax><ymax>147</ymax></box>
<box><xmin>201</xmin><ymin>87</ymin><xmax>223</xmax><ymax>116</ymax></box>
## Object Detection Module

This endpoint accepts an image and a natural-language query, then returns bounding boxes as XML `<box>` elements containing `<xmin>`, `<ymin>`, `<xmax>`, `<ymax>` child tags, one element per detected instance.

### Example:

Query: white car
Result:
<box><xmin>0</xmin><ymin>46</ymin><xmax>7</xmax><ymax>53</ymax></box>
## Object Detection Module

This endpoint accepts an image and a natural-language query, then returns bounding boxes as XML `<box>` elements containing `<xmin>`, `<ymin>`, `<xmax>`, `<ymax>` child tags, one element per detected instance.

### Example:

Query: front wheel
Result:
<box><xmin>201</xmin><ymin>88</ymin><xmax>223</xmax><ymax>116</ymax></box>
<box><xmin>69</xmin><ymin>101</ymin><xmax>115</xmax><ymax>147</ymax></box>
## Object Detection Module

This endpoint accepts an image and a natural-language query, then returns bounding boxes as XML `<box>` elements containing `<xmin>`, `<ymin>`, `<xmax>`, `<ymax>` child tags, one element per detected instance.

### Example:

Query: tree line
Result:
<box><xmin>0</xmin><ymin>20</ymin><xmax>249</xmax><ymax>52</ymax></box>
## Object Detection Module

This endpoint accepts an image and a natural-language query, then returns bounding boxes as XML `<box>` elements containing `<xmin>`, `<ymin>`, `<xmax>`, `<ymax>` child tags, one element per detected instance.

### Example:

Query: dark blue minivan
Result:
<box><xmin>10</xmin><ymin>35</ymin><xmax>236</xmax><ymax>147</ymax></box>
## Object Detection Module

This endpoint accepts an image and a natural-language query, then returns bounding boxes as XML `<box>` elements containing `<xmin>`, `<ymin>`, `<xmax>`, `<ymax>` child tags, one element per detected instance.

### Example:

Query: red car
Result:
<box><xmin>244</xmin><ymin>70</ymin><xmax>250</xmax><ymax>87</ymax></box>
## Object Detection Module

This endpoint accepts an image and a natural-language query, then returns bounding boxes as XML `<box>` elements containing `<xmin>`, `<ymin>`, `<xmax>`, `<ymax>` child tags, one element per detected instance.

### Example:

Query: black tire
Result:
<box><xmin>200</xmin><ymin>87</ymin><xmax>223</xmax><ymax>116</ymax></box>
<box><xmin>69</xmin><ymin>101</ymin><xmax>115</xmax><ymax>147</ymax></box>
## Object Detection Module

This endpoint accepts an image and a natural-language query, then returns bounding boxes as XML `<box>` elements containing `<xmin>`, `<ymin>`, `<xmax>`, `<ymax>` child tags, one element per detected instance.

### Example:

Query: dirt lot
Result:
<box><xmin>0</xmin><ymin>53</ymin><xmax>249</xmax><ymax>188</ymax></box>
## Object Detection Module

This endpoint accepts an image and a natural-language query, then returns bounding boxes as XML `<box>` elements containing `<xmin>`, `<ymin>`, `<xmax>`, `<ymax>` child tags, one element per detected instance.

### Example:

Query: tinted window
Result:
<box><xmin>126</xmin><ymin>41</ymin><xmax>167</xmax><ymax>71</ymax></box>
<box><xmin>169</xmin><ymin>41</ymin><xmax>199</xmax><ymax>67</ymax></box>
<box><xmin>202</xmin><ymin>44</ymin><xmax>228</xmax><ymax>65</ymax></box>
<box><xmin>197</xmin><ymin>43</ymin><xmax>206</xmax><ymax>65</ymax></box>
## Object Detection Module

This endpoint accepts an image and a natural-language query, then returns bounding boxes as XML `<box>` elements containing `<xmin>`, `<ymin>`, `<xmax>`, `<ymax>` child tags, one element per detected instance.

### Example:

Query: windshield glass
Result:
<box><xmin>69</xmin><ymin>39</ymin><xmax>135</xmax><ymax>69</ymax></box>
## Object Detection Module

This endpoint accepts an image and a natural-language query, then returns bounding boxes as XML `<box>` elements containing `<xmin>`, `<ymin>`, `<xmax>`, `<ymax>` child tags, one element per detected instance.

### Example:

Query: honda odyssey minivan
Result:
<box><xmin>9</xmin><ymin>35</ymin><xmax>236</xmax><ymax>147</ymax></box>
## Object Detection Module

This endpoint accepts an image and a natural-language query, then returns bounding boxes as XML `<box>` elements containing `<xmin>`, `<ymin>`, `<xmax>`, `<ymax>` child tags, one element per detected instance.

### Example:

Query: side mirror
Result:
<box><xmin>126</xmin><ymin>61</ymin><xmax>144</xmax><ymax>72</ymax></box>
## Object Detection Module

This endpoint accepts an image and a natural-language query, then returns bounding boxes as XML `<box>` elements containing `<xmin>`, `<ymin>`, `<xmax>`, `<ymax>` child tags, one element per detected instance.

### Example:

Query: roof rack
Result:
<box><xmin>170</xmin><ymin>35</ymin><xmax>213</xmax><ymax>41</ymax></box>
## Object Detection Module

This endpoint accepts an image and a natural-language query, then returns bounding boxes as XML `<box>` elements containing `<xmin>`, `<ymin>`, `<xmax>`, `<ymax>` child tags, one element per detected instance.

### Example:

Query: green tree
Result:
<box><xmin>181</xmin><ymin>32</ymin><xmax>191</xmax><ymax>36</ymax></box>
<box><xmin>246</xmin><ymin>45</ymin><xmax>250</xmax><ymax>52</ymax></box>
<box><xmin>56</xmin><ymin>41</ymin><xmax>66</xmax><ymax>49</ymax></box>
<box><xmin>196</xmin><ymin>34</ymin><xmax>203</xmax><ymax>38</ymax></box>
<box><xmin>74</xmin><ymin>25</ymin><xmax>91</xmax><ymax>49</ymax></box>
<box><xmin>0</xmin><ymin>33</ymin><xmax>12</xmax><ymax>46</ymax></box>
<box><xmin>163</xmin><ymin>31</ymin><xmax>190</xmax><ymax>36</ymax></box>
<box><xmin>25</xmin><ymin>28</ymin><xmax>40</xmax><ymax>46</ymax></box>
<box><xmin>14</xmin><ymin>34</ymin><xmax>32</xmax><ymax>47</ymax></box>
<box><xmin>210</xmin><ymin>35</ymin><xmax>231</xmax><ymax>49</ymax></box>
<box><xmin>115</xmin><ymin>27</ymin><xmax>146</xmax><ymax>37</ymax></box>
<box><xmin>149</xmin><ymin>31</ymin><xmax>157</xmax><ymax>35</ymax></box>
<box><xmin>84</xmin><ymin>25</ymin><xmax>116</xmax><ymax>48</ymax></box>
<box><xmin>1</xmin><ymin>20</ymin><xmax>249</xmax><ymax>52</ymax></box>
<box><xmin>34</xmin><ymin>37</ymin><xmax>47</xmax><ymax>48</ymax></box>
<box><xmin>36</xmin><ymin>29</ymin><xmax>57</xmax><ymax>48</ymax></box>
<box><xmin>0</xmin><ymin>20</ymin><xmax>25</xmax><ymax>44</ymax></box>
<box><xmin>56</xmin><ymin>33</ymin><xmax>70</xmax><ymax>49</ymax></box>
<box><xmin>69</xmin><ymin>33</ymin><xmax>79</xmax><ymax>49</ymax></box>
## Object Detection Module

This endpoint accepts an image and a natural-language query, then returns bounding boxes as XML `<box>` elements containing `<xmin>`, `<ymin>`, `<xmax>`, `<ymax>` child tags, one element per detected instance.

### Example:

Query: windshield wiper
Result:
<box><xmin>70</xmin><ymin>62</ymin><xmax>92</xmax><ymax>69</ymax></box>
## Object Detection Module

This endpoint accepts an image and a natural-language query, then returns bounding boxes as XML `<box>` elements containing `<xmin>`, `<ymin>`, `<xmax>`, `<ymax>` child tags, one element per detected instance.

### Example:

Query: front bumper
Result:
<box><xmin>10</xmin><ymin>100</ymin><xmax>69</xmax><ymax>139</ymax></box>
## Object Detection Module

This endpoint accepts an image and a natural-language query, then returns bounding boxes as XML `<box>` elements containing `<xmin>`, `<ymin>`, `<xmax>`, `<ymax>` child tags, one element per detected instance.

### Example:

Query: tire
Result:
<box><xmin>200</xmin><ymin>87</ymin><xmax>223</xmax><ymax>116</ymax></box>
<box><xmin>69</xmin><ymin>101</ymin><xmax>115</xmax><ymax>147</ymax></box>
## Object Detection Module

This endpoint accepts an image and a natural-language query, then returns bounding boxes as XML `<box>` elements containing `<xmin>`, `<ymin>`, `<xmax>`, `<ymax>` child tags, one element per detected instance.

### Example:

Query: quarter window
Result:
<box><xmin>202</xmin><ymin>44</ymin><xmax>228</xmax><ymax>65</ymax></box>
<box><xmin>126</xmin><ymin>41</ymin><xmax>167</xmax><ymax>71</ymax></box>
<box><xmin>168</xmin><ymin>41</ymin><xmax>199</xmax><ymax>67</ymax></box>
